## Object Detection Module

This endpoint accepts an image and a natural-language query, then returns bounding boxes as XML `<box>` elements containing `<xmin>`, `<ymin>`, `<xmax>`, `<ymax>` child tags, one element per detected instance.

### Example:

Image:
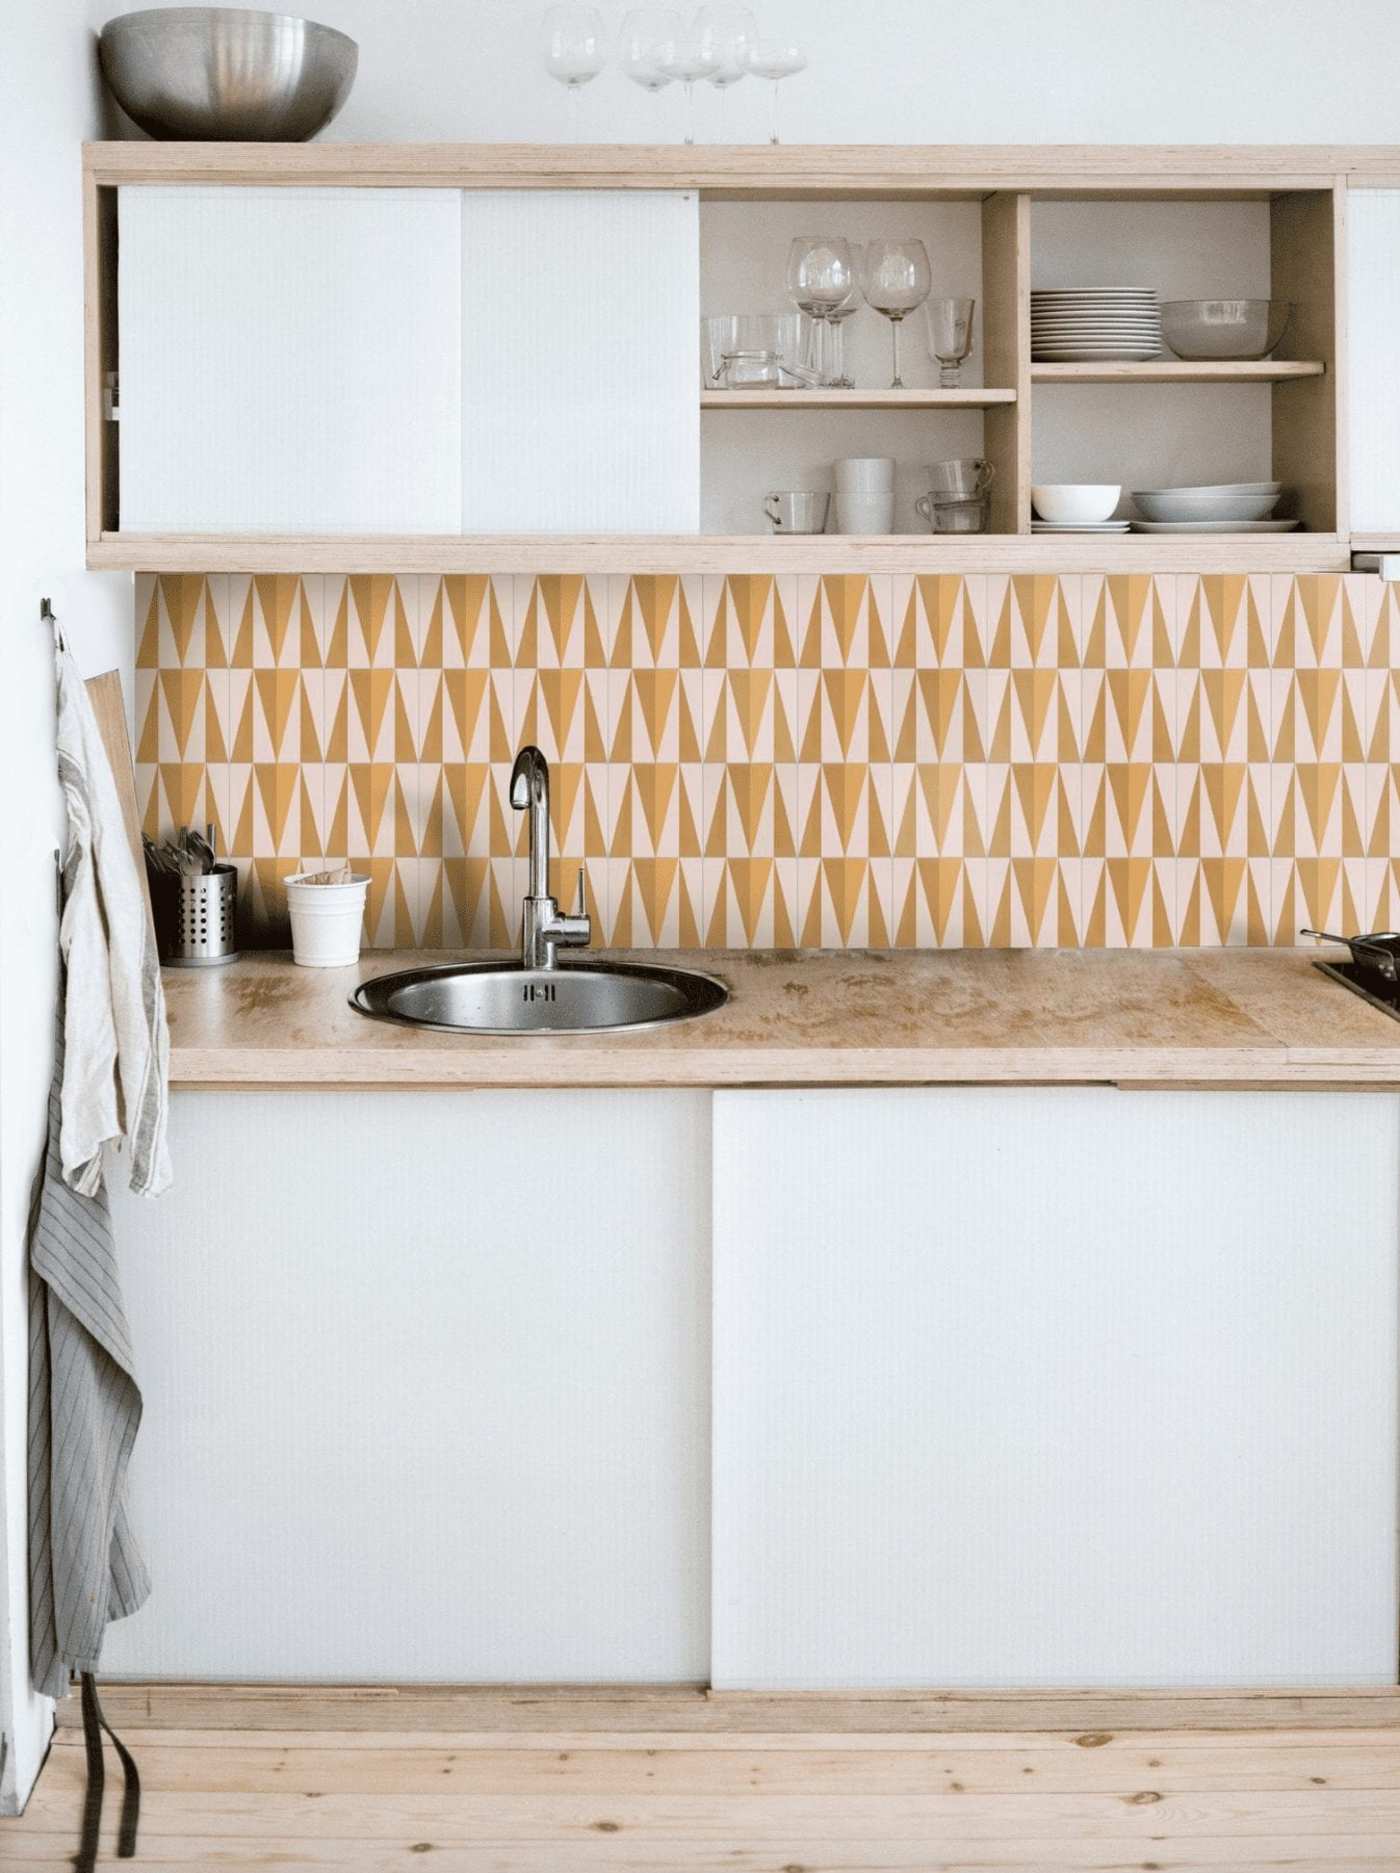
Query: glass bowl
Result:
<box><xmin>1160</xmin><ymin>299</ymin><xmax>1294</xmax><ymax>361</ymax></box>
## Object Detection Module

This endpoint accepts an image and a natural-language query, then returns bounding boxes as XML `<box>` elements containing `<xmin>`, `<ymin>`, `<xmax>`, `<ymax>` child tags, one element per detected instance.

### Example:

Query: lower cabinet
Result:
<box><xmin>105</xmin><ymin>1090</ymin><xmax>712</xmax><ymax>1682</ymax></box>
<box><xmin>109</xmin><ymin>1085</ymin><xmax>1400</xmax><ymax>1687</ymax></box>
<box><xmin>712</xmin><ymin>1087</ymin><xmax>1400</xmax><ymax>1689</ymax></box>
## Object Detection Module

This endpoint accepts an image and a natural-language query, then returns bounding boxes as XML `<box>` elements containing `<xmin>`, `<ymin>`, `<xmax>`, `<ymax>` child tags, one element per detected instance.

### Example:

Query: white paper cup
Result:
<box><xmin>285</xmin><ymin>872</ymin><xmax>370</xmax><ymax>967</ymax></box>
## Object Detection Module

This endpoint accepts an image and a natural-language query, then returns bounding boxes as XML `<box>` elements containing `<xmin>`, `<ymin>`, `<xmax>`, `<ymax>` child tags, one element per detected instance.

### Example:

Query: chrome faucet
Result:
<box><xmin>509</xmin><ymin>745</ymin><xmax>591</xmax><ymax>970</ymax></box>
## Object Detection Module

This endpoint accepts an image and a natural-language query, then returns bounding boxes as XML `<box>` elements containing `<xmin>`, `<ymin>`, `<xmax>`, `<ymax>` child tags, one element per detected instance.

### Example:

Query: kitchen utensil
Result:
<box><xmin>1161</xmin><ymin>298</ymin><xmax>1293</xmax><ymax>361</ymax></box>
<box><xmin>764</xmin><ymin>490</ymin><xmax>830</xmax><ymax>533</ymax></box>
<box><xmin>786</xmin><ymin>236</ymin><xmax>857</xmax><ymax>386</ymax></box>
<box><xmin>186</xmin><ymin>825</ymin><xmax>217</xmax><ymax>874</ymax></box>
<box><xmin>98</xmin><ymin>7</ymin><xmax>357</xmax><ymax>140</ymax></box>
<box><xmin>924</xmin><ymin>458</ymin><xmax>995</xmax><ymax>500</ymax></box>
<box><xmin>746</xmin><ymin>35</ymin><xmax>806</xmax><ymax>143</ymax></box>
<box><xmin>286</xmin><ymin>869</ymin><xmax>371</xmax><ymax>968</ymax></box>
<box><xmin>924</xmin><ymin>297</ymin><xmax>976</xmax><ymax>387</ymax></box>
<box><xmin>541</xmin><ymin>3</ymin><xmax>608</xmax><ymax>140</ymax></box>
<box><xmin>619</xmin><ymin>5</ymin><xmax>680</xmax><ymax>114</ymax></box>
<box><xmin>157</xmin><ymin>863</ymin><xmax>239</xmax><ymax>967</ymax></box>
<box><xmin>1302</xmin><ymin>928</ymin><xmax>1400</xmax><ymax>983</ymax></box>
<box><xmin>1031</xmin><ymin>483</ymin><xmax>1122</xmax><ymax>523</ymax></box>
<box><xmin>916</xmin><ymin>494</ymin><xmax>988</xmax><ymax>534</ymax></box>
<box><xmin>1134</xmin><ymin>488</ymin><xmax>1281</xmax><ymax>522</ymax></box>
<box><xmin>85</xmin><ymin>669</ymin><xmax>155</xmax><ymax>933</ymax></box>
<box><xmin>1129</xmin><ymin>518</ymin><xmax>1301</xmax><ymax>533</ymax></box>
<box><xmin>861</xmin><ymin>238</ymin><xmax>932</xmax><ymax>388</ymax></box>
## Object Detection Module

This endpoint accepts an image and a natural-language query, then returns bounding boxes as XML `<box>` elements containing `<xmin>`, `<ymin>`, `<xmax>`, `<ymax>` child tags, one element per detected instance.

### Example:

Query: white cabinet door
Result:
<box><xmin>713</xmin><ymin>1087</ymin><xmax>1399</xmax><ymax>1689</ymax></box>
<box><xmin>119</xmin><ymin>186</ymin><xmax>463</xmax><ymax>533</ymax></box>
<box><xmin>1347</xmin><ymin>188</ymin><xmax>1400</xmax><ymax>532</ymax></box>
<box><xmin>458</xmin><ymin>190</ymin><xmax>699</xmax><ymax>532</ymax></box>
<box><xmin>104</xmin><ymin>1090</ymin><xmax>711</xmax><ymax>1682</ymax></box>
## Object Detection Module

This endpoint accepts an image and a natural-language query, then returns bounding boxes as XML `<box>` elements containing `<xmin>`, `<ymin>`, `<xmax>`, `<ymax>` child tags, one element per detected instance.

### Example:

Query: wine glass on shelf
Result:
<box><xmin>746</xmin><ymin>36</ymin><xmax>807</xmax><ymax>144</ymax></box>
<box><xmin>823</xmin><ymin>283</ymin><xmax>862</xmax><ymax>390</ymax></box>
<box><xmin>786</xmin><ymin>236</ymin><xmax>856</xmax><ymax>387</ymax></box>
<box><xmin>541</xmin><ymin>4</ymin><xmax>608</xmax><ymax>141</ymax></box>
<box><xmin>925</xmin><ymin>296</ymin><xmax>976</xmax><ymax>387</ymax></box>
<box><xmin>620</xmin><ymin>6</ymin><xmax>682</xmax><ymax>126</ymax></box>
<box><xmin>695</xmin><ymin>4</ymin><xmax>756</xmax><ymax>136</ymax></box>
<box><xmin>661</xmin><ymin>26</ymin><xmax>720</xmax><ymax>144</ymax></box>
<box><xmin>861</xmin><ymin>238</ymin><xmax>932</xmax><ymax>389</ymax></box>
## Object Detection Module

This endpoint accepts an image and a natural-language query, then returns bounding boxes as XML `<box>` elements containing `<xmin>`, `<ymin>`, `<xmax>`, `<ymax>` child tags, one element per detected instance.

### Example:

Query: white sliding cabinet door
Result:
<box><xmin>1348</xmin><ymin>188</ymin><xmax>1400</xmax><ymax>532</ymax></box>
<box><xmin>105</xmin><ymin>1090</ymin><xmax>711</xmax><ymax>1682</ymax></box>
<box><xmin>459</xmin><ymin>190</ymin><xmax>699</xmax><ymax>532</ymax></box>
<box><xmin>713</xmin><ymin>1087</ymin><xmax>1400</xmax><ymax>1689</ymax></box>
<box><xmin>119</xmin><ymin>186</ymin><xmax>462</xmax><ymax>532</ymax></box>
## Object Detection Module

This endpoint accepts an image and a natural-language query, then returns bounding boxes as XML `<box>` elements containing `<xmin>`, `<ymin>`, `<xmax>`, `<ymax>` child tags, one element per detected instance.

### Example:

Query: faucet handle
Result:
<box><xmin>572</xmin><ymin>866</ymin><xmax>587</xmax><ymax>918</ymax></box>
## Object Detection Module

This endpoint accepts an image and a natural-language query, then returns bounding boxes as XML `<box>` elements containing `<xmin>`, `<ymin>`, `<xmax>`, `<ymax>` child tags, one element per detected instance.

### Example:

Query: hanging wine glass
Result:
<box><xmin>695</xmin><ymin>3</ymin><xmax>755</xmax><ymax>137</ymax></box>
<box><xmin>746</xmin><ymin>37</ymin><xmax>807</xmax><ymax>144</ymax></box>
<box><xmin>861</xmin><ymin>238</ymin><xmax>932</xmax><ymax>389</ymax></box>
<box><xmin>620</xmin><ymin>6</ymin><xmax>682</xmax><ymax>127</ymax></box>
<box><xmin>786</xmin><ymin>236</ymin><xmax>856</xmax><ymax>386</ymax></box>
<box><xmin>541</xmin><ymin>4</ymin><xmax>608</xmax><ymax>142</ymax></box>
<box><xmin>661</xmin><ymin>27</ymin><xmax>720</xmax><ymax>144</ymax></box>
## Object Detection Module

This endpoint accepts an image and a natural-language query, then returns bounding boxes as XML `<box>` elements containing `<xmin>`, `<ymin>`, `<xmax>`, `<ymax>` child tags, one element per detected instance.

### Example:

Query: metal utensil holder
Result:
<box><xmin>160</xmin><ymin>863</ymin><xmax>240</xmax><ymax>967</ymax></box>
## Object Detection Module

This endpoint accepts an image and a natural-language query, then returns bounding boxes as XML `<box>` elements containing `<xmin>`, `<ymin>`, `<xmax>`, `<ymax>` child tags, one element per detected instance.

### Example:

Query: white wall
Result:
<box><xmin>0</xmin><ymin>0</ymin><xmax>132</xmax><ymax>1814</ymax></box>
<box><xmin>256</xmin><ymin>0</ymin><xmax>1400</xmax><ymax>147</ymax></box>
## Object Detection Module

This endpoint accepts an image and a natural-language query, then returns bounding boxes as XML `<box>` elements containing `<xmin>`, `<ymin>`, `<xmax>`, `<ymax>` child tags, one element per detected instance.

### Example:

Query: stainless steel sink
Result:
<box><xmin>350</xmin><ymin>958</ymin><xmax>729</xmax><ymax>1036</ymax></box>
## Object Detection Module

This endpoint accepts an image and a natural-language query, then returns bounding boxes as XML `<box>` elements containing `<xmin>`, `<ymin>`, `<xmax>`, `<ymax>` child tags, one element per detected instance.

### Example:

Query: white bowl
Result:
<box><xmin>1031</xmin><ymin>483</ymin><xmax>1121</xmax><ymax>524</ymax></box>
<box><xmin>1134</xmin><ymin>490</ymin><xmax>1280</xmax><ymax>522</ymax></box>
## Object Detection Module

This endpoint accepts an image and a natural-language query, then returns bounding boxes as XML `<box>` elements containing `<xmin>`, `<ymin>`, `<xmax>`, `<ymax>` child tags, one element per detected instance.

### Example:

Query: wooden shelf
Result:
<box><xmin>94</xmin><ymin>531</ymin><xmax>1350</xmax><ymax>576</ymax></box>
<box><xmin>1031</xmin><ymin>360</ymin><xmax>1326</xmax><ymax>384</ymax></box>
<box><xmin>701</xmin><ymin>388</ymin><xmax>1016</xmax><ymax>410</ymax></box>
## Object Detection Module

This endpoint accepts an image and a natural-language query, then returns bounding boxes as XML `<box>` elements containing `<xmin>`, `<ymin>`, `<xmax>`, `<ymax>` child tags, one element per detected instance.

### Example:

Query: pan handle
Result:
<box><xmin>1300</xmin><ymin>928</ymin><xmax>1350</xmax><ymax>945</ymax></box>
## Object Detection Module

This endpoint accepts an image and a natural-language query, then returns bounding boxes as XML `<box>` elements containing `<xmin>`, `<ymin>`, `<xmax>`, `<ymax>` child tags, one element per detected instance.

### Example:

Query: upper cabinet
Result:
<box><xmin>1347</xmin><ymin>188</ymin><xmax>1400</xmax><ymax>536</ymax></box>
<box><xmin>119</xmin><ymin>186</ymin><xmax>463</xmax><ymax>534</ymax></box>
<box><xmin>117</xmin><ymin>183</ymin><xmax>698</xmax><ymax>537</ymax></box>
<box><xmin>84</xmin><ymin>144</ymin><xmax>1383</xmax><ymax>572</ymax></box>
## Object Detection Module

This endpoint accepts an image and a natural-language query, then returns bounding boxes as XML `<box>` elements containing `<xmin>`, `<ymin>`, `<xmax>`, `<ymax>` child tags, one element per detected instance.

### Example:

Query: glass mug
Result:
<box><xmin>764</xmin><ymin>490</ymin><xmax>830</xmax><ymax>533</ymax></box>
<box><xmin>924</xmin><ymin>458</ymin><xmax>995</xmax><ymax>501</ymax></box>
<box><xmin>915</xmin><ymin>493</ymin><xmax>988</xmax><ymax>533</ymax></box>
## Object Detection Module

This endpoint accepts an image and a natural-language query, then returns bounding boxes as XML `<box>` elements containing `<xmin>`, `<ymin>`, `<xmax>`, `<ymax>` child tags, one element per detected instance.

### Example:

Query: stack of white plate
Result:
<box><xmin>1031</xmin><ymin>289</ymin><xmax>1162</xmax><ymax>361</ymax></box>
<box><xmin>1128</xmin><ymin>481</ymin><xmax>1300</xmax><ymax>532</ymax></box>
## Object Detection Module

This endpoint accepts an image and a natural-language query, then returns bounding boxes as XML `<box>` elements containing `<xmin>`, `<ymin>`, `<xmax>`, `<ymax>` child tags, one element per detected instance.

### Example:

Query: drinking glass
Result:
<box><xmin>861</xmin><ymin>238</ymin><xmax>932</xmax><ymax>389</ymax></box>
<box><xmin>746</xmin><ymin>37</ymin><xmax>807</xmax><ymax>143</ymax></box>
<box><xmin>925</xmin><ymin>296</ymin><xmax>976</xmax><ymax>387</ymax></box>
<box><xmin>620</xmin><ymin>6</ymin><xmax>681</xmax><ymax>123</ymax></box>
<box><xmin>661</xmin><ymin>28</ymin><xmax>720</xmax><ymax>143</ymax></box>
<box><xmin>541</xmin><ymin>4</ymin><xmax>608</xmax><ymax>141</ymax></box>
<box><xmin>823</xmin><ymin>283</ymin><xmax>862</xmax><ymax>389</ymax></box>
<box><xmin>695</xmin><ymin>4</ymin><xmax>756</xmax><ymax>134</ymax></box>
<box><xmin>786</xmin><ymin>236</ymin><xmax>856</xmax><ymax>386</ymax></box>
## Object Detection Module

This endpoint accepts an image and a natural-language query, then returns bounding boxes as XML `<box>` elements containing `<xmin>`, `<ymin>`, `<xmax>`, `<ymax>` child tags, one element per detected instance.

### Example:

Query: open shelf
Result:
<box><xmin>701</xmin><ymin>388</ymin><xmax>1017</xmax><ymax>409</ymax></box>
<box><xmin>1030</xmin><ymin>360</ymin><xmax>1326</xmax><ymax>384</ymax></box>
<box><xmin>91</xmin><ymin>530</ymin><xmax>1350</xmax><ymax>575</ymax></box>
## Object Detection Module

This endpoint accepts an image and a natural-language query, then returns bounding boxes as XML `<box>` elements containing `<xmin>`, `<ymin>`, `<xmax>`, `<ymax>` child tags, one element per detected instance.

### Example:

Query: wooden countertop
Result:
<box><xmin>163</xmin><ymin>947</ymin><xmax>1400</xmax><ymax>1090</ymax></box>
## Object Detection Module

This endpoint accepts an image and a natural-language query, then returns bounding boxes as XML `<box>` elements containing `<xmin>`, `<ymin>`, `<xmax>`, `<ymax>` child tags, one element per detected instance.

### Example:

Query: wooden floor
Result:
<box><xmin>7</xmin><ymin>1686</ymin><xmax>1400</xmax><ymax>1870</ymax></box>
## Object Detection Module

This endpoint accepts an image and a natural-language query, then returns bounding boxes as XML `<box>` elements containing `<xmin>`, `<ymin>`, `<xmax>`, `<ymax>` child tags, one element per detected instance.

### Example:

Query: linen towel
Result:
<box><xmin>54</xmin><ymin>642</ymin><xmax>171</xmax><ymax>1197</ymax></box>
<box><xmin>27</xmin><ymin>1007</ymin><xmax>150</xmax><ymax>1701</ymax></box>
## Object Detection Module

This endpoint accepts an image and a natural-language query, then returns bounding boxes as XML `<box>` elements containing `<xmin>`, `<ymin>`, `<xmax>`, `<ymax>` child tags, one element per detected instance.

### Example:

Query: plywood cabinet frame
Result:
<box><xmin>83</xmin><ymin>142</ymin><xmax>1385</xmax><ymax>573</ymax></box>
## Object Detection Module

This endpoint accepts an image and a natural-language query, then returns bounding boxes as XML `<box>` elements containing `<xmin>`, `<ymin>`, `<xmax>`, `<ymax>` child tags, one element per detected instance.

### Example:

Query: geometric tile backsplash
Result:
<box><xmin>135</xmin><ymin>570</ymin><xmax>1400</xmax><ymax>950</ymax></box>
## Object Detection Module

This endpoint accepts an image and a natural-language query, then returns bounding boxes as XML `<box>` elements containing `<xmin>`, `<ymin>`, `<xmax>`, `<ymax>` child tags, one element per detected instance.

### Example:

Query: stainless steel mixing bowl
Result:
<box><xmin>99</xmin><ymin>7</ymin><xmax>358</xmax><ymax>141</ymax></box>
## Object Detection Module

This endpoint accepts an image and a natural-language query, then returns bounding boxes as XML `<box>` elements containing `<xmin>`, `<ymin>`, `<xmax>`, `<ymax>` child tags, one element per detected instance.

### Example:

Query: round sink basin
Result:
<box><xmin>350</xmin><ymin>958</ymin><xmax>729</xmax><ymax>1035</ymax></box>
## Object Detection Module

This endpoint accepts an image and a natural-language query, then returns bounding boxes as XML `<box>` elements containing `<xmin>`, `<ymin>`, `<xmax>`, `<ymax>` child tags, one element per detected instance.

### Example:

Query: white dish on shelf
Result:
<box><xmin>1145</xmin><ymin>480</ymin><xmax>1282</xmax><ymax>497</ymax></box>
<box><xmin>1031</xmin><ymin>483</ymin><xmax>1122</xmax><ymax>523</ymax></box>
<box><xmin>1129</xmin><ymin>518</ymin><xmax>1302</xmax><ymax>533</ymax></box>
<box><xmin>1033</xmin><ymin>349</ymin><xmax>1164</xmax><ymax>361</ymax></box>
<box><xmin>1031</xmin><ymin>520</ymin><xmax>1132</xmax><ymax>533</ymax></box>
<box><xmin>1135</xmin><ymin>490</ymin><xmax>1281</xmax><ymax>522</ymax></box>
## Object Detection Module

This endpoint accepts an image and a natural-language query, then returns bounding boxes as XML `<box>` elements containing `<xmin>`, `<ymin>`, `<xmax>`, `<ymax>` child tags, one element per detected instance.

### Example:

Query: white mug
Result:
<box><xmin>835</xmin><ymin>457</ymin><xmax>895</xmax><ymax>534</ymax></box>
